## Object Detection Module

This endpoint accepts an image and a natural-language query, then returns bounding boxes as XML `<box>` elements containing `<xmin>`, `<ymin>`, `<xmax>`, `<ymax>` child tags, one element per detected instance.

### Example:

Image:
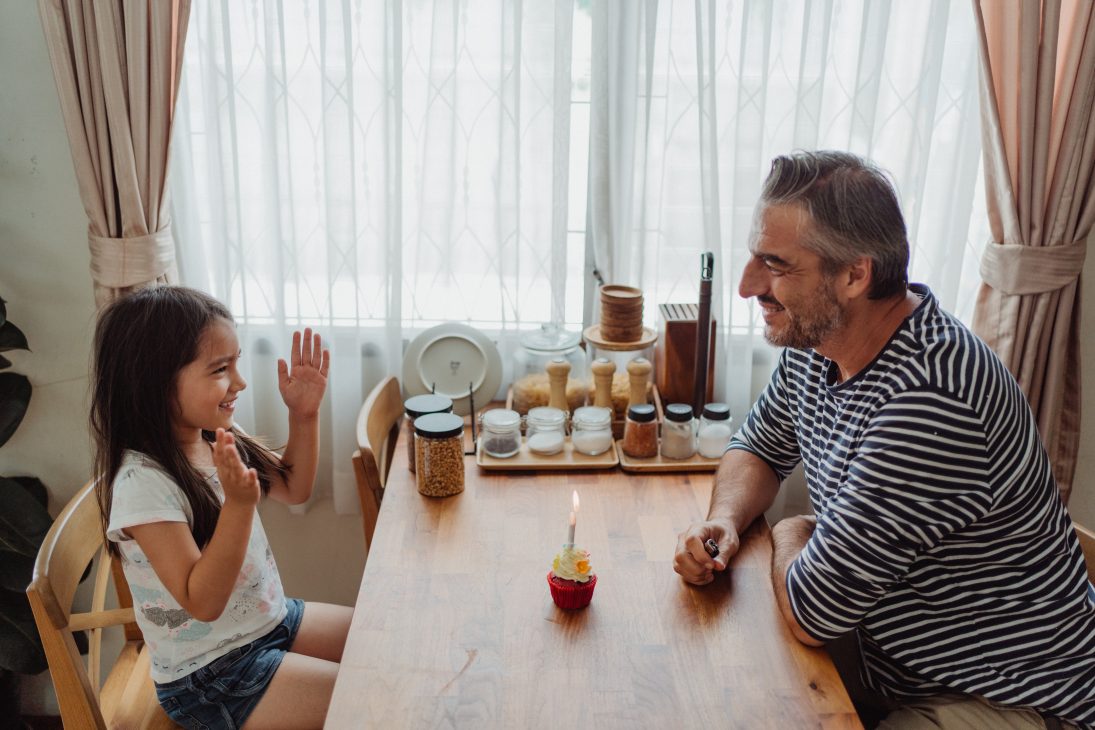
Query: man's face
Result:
<box><xmin>739</xmin><ymin>204</ymin><xmax>846</xmax><ymax>349</ymax></box>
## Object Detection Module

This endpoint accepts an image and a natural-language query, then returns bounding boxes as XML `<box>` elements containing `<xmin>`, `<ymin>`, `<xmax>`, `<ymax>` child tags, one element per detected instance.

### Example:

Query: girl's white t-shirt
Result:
<box><xmin>106</xmin><ymin>450</ymin><xmax>288</xmax><ymax>683</ymax></box>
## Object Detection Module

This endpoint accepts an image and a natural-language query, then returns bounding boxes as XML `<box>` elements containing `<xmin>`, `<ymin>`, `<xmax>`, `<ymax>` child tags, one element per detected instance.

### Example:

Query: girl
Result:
<box><xmin>91</xmin><ymin>286</ymin><xmax>352</xmax><ymax>729</ymax></box>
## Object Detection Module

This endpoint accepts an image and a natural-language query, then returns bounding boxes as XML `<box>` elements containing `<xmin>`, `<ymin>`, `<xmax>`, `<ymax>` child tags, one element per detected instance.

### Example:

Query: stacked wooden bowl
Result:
<box><xmin>599</xmin><ymin>285</ymin><xmax>644</xmax><ymax>342</ymax></box>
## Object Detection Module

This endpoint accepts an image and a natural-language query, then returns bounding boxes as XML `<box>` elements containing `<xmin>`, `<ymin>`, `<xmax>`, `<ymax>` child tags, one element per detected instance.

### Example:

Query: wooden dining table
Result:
<box><xmin>327</xmin><ymin>434</ymin><xmax>861</xmax><ymax>729</ymax></box>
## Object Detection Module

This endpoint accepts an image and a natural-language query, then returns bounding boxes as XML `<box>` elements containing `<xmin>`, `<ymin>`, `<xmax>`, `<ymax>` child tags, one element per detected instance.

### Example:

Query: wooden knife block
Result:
<box><xmin>655</xmin><ymin>303</ymin><xmax>716</xmax><ymax>405</ymax></box>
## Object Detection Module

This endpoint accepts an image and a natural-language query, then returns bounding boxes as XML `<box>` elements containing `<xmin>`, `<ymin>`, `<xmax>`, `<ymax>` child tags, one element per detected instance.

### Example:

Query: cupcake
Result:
<box><xmin>547</xmin><ymin>545</ymin><xmax>597</xmax><ymax>609</ymax></box>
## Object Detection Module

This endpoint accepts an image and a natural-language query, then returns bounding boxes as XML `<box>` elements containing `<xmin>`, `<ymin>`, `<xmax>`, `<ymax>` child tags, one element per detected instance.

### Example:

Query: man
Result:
<box><xmin>674</xmin><ymin>151</ymin><xmax>1095</xmax><ymax>729</ymax></box>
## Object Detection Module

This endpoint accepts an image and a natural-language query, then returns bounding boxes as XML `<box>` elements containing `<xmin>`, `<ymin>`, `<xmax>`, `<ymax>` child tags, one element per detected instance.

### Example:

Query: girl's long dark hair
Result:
<box><xmin>92</xmin><ymin>286</ymin><xmax>289</xmax><ymax>556</ymax></box>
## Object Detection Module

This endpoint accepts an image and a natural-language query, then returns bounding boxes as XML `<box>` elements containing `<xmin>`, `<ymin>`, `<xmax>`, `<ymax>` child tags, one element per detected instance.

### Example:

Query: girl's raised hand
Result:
<box><xmin>277</xmin><ymin>328</ymin><xmax>330</xmax><ymax>419</ymax></box>
<box><xmin>213</xmin><ymin>428</ymin><xmax>261</xmax><ymax>506</ymax></box>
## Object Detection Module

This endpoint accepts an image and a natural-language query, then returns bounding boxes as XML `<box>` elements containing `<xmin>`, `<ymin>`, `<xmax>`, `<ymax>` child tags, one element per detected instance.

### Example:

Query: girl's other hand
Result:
<box><xmin>277</xmin><ymin>328</ymin><xmax>330</xmax><ymax>419</ymax></box>
<box><xmin>213</xmin><ymin>428</ymin><xmax>260</xmax><ymax>506</ymax></box>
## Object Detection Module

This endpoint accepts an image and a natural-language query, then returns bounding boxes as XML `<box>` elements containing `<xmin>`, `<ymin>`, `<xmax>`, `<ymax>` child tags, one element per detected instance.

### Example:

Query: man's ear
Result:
<box><xmin>840</xmin><ymin>257</ymin><xmax>873</xmax><ymax>299</ymax></box>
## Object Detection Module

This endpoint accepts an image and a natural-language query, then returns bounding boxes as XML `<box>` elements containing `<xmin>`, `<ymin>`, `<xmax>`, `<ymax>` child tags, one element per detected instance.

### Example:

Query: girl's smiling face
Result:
<box><xmin>172</xmin><ymin>318</ymin><xmax>246</xmax><ymax>444</ymax></box>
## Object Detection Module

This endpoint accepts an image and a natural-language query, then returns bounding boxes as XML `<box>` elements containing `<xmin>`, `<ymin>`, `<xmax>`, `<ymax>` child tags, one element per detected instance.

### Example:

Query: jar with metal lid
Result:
<box><xmin>479</xmin><ymin>408</ymin><xmax>521</xmax><ymax>458</ymax></box>
<box><xmin>621</xmin><ymin>403</ymin><xmax>658</xmax><ymax>458</ymax></box>
<box><xmin>571</xmin><ymin>406</ymin><xmax>613</xmax><ymax>456</ymax></box>
<box><xmin>414</xmin><ymin>412</ymin><xmax>465</xmax><ymax>497</ymax></box>
<box><xmin>403</xmin><ymin>394</ymin><xmax>454</xmax><ymax>473</ymax></box>
<box><xmin>661</xmin><ymin>403</ymin><xmax>696</xmax><ymax>459</ymax></box>
<box><xmin>525</xmin><ymin>406</ymin><xmax>567</xmax><ymax>456</ymax></box>
<box><xmin>697</xmin><ymin>403</ymin><xmax>733</xmax><ymax>459</ymax></box>
<box><xmin>512</xmin><ymin>324</ymin><xmax>588</xmax><ymax>415</ymax></box>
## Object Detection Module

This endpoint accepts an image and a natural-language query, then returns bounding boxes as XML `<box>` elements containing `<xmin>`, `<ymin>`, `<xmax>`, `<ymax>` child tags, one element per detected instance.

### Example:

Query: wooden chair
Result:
<box><xmin>26</xmin><ymin>480</ymin><xmax>177</xmax><ymax>729</ymax></box>
<box><xmin>351</xmin><ymin>376</ymin><xmax>404</xmax><ymax>551</ymax></box>
<box><xmin>1076</xmin><ymin>521</ymin><xmax>1095</xmax><ymax>584</ymax></box>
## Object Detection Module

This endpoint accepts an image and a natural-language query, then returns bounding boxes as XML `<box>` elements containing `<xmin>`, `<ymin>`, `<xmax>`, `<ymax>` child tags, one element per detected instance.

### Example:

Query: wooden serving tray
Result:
<box><xmin>616</xmin><ymin>440</ymin><xmax>720</xmax><ymax>473</ymax></box>
<box><xmin>476</xmin><ymin>437</ymin><xmax>619</xmax><ymax>471</ymax></box>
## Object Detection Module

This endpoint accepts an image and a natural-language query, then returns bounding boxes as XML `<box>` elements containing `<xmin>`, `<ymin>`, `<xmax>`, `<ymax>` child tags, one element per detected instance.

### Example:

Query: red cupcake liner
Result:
<box><xmin>547</xmin><ymin>571</ymin><xmax>597</xmax><ymax>609</ymax></box>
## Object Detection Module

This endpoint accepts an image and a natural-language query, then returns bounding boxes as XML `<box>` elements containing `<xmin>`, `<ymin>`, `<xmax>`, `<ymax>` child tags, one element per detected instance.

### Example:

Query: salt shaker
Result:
<box><xmin>626</xmin><ymin>357</ymin><xmax>651</xmax><ymax>407</ymax></box>
<box><xmin>591</xmin><ymin>357</ymin><xmax>616</xmax><ymax>409</ymax></box>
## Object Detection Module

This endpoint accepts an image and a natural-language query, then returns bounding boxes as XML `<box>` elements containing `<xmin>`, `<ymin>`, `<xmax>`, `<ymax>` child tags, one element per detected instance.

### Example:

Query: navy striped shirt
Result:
<box><xmin>731</xmin><ymin>285</ymin><xmax>1095</xmax><ymax>726</ymax></box>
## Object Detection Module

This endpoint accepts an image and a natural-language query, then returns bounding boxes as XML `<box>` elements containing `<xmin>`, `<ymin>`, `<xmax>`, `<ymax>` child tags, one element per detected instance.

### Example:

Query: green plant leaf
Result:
<box><xmin>0</xmin><ymin>589</ymin><xmax>46</xmax><ymax>674</ymax></box>
<box><xmin>0</xmin><ymin>373</ymin><xmax>30</xmax><ymax>447</ymax></box>
<box><xmin>0</xmin><ymin>323</ymin><xmax>27</xmax><ymax>354</ymax></box>
<box><xmin>0</xmin><ymin>551</ymin><xmax>32</xmax><ymax>593</ymax></box>
<box><xmin>0</xmin><ymin>477</ymin><xmax>52</xmax><ymax>558</ymax></box>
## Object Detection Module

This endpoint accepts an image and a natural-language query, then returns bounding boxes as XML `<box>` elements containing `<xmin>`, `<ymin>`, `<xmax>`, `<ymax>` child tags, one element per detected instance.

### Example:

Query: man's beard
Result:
<box><xmin>762</xmin><ymin>276</ymin><xmax>845</xmax><ymax>349</ymax></box>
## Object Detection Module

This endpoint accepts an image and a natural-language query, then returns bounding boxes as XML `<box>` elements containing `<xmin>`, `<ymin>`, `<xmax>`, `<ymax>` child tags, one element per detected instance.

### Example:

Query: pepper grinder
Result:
<box><xmin>546</xmin><ymin>358</ymin><xmax>571</xmax><ymax>412</ymax></box>
<box><xmin>627</xmin><ymin>357</ymin><xmax>652</xmax><ymax>407</ymax></box>
<box><xmin>591</xmin><ymin>357</ymin><xmax>616</xmax><ymax>409</ymax></box>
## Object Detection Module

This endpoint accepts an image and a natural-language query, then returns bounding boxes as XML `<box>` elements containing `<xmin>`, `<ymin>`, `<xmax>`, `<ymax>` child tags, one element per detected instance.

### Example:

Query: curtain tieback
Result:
<box><xmin>979</xmin><ymin>238</ymin><xmax>1087</xmax><ymax>296</ymax></box>
<box><xmin>88</xmin><ymin>228</ymin><xmax>177</xmax><ymax>289</ymax></box>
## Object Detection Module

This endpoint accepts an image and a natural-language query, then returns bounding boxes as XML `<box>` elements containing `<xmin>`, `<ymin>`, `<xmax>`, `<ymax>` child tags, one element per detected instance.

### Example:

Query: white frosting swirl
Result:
<box><xmin>552</xmin><ymin>545</ymin><xmax>593</xmax><ymax>583</ymax></box>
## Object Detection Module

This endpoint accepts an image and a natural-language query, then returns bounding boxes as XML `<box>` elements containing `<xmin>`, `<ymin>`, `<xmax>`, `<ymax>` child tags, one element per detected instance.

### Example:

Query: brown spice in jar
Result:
<box><xmin>415</xmin><ymin>433</ymin><xmax>465</xmax><ymax>497</ymax></box>
<box><xmin>622</xmin><ymin>419</ymin><xmax>658</xmax><ymax>458</ymax></box>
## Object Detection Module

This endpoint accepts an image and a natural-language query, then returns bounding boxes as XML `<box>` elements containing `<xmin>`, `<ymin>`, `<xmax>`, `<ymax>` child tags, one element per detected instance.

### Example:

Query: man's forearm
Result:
<box><xmin>708</xmin><ymin>449</ymin><xmax>781</xmax><ymax>533</ymax></box>
<box><xmin>771</xmin><ymin>515</ymin><xmax>822</xmax><ymax>646</ymax></box>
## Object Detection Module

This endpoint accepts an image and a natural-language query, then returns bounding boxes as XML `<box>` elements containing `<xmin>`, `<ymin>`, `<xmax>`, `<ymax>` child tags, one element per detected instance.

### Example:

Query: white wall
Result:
<box><xmin>0</xmin><ymin>0</ymin><xmax>364</xmax><ymax>715</ymax></box>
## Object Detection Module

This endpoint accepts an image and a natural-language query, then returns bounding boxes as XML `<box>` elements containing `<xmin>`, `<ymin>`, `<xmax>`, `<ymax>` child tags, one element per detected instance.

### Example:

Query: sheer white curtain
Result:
<box><xmin>591</xmin><ymin>0</ymin><xmax>989</xmax><ymax>426</ymax></box>
<box><xmin>172</xmin><ymin>0</ymin><xmax>990</xmax><ymax>516</ymax></box>
<box><xmin>172</xmin><ymin>1</ymin><xmax>581</xmax><ymax>512</ymax></box>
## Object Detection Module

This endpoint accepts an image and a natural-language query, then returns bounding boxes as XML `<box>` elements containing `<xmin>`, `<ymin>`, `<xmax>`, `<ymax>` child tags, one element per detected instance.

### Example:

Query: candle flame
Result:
<box><xmin>569</xmin><ymin>511</ymin><xmax>576</xmax><ymax>526</ymax></box>
<box><xmin>572</xmin><ymin>490</ymin><xmax>580</xmax><ymax>511</ymax></box>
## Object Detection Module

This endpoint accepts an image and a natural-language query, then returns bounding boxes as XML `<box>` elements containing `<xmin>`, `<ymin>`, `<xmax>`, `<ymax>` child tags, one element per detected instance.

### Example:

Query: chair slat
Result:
<box><xmin>68</xmin><ymin>607</ymin><xmax>137</xmax><ymax>632</ymax></box>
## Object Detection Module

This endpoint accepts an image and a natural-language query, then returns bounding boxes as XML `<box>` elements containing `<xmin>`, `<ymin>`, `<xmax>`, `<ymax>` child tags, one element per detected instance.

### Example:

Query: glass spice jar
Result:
<box><xmin>661</xmin><ymin>403</ymin><xmax>696</xmax><ymax>459</ymax></box>
<box><xmin>479</xmin><ymin>408</ymin><xmax>521</xmax><ymax>458</ymax></box>
<box><xmin>511</xmin><ymin>324</ymin><xmax>588</xmax><ymax>414</ymax></box>
<box><xmin>413</xmin><ymin>412</ymin><xmax>466</xmax><ymax>497</ymax></box>
<box><xmin>526</xmin><ymin>406</ymin><xmax>567</xmax><ymax>456</ymax></box>
<box><xmin>571</xmin><ymin>406</ymin><xmax>613</xmax><ymax>456</ymax></box>
<box><xmin>697</xmin><ymin>402</ymin><xmax>733</xmax><ymax>459</ymax></box>
<box><xmin>403</xmin><ymin>394</ymin><xmax>454</xmax><ymax>473</ymax></box>
<box><xmin>622</xmin><ymin>403</ymin><xmax>658</xmax><ymax>458</ymax></box>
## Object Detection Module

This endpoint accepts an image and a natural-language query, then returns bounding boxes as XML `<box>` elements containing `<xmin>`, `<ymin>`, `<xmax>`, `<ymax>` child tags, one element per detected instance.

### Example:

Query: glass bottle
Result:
<box><xmin>479</xmin><ymin>408</ymin><xmax>522</xmax><ymax>458</ymax></box>
<box><xmin>512</xmin><ymin>324</ymin><xmax>588</xmax><ymax>414</ymax></box>
<box><xmin>403</xmin><ymin>394</ymin><xmax>454</xmax><ymax>473</ymax></box>
<box><xmin>697</xmin><ymin>402</ymin><xmax>733</xmax><ymax>459</ymax></box>
<box><xmin>571</xmin><ymin>406</ymin><xmax>613</xmax><ymax>456</ymax></box>
<box><xmin>661</xmin><ymin>403</ymin><xmax>696</xmax><ymax>459</ymax></box>
<box><xmin>413</xmin><ymin>412</ymin><xmax>466</xmax><ymax>497</ymax></box>
<box><xmin>621</xmin><ymin>403</ymin><xmax>658</xmax><ymax>458</ymax></box>
<box><xmin>525</xmin><ymin>406</ymin><xmax>567</xmax><ymax>455</ymax></box>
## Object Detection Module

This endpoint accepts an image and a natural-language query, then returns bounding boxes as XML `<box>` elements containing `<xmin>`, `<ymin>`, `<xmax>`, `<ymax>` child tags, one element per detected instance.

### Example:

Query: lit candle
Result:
<box><xmin>567</xmin><ymin>490</ymin><xmax>580</xmax><ymax>546</ymax></box>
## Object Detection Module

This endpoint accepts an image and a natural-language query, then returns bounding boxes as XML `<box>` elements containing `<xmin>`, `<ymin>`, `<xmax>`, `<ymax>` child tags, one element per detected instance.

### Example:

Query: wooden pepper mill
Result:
<box><xmin>545</xmin><ymin>358</ymin><xmax>571</xmax><ymax>412</ymax></box>
<box><xmin>627</xmin><ymin>357</ymin><xmax>652</xmax><ymax>407</ymax></box>
<box><xmin>591</xmin><ymin>357</ymin><xmax>616</xmax><ymax>409</ymax></box>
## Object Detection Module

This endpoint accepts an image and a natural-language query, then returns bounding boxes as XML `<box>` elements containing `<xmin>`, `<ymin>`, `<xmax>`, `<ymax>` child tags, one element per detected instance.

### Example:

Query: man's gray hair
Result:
<box><xmin>760</xmin><ymin>150</ymin><xmax>909</xmax><ymax>300</ymax></box>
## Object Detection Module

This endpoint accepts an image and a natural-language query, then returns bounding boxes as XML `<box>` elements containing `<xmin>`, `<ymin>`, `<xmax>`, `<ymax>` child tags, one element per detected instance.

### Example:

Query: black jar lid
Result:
<box><xmin>627</xmin><ymin>403</ymin><xmax>656</xmax><ymax>423</ymax></box>
<box><xmin>413</xmin><ymin>412</ymin><xmax>465</xmax><ymax>439</ymax></box>
<box><xmin>665</xmin><ymin>403</ymin><xmax>694</xmax><ymax>422</ymax></box>
<box><xmin>701</xmin><ymin>402</ymin><xmax>731</xmax><ymax>421</ymax></box>
<box><xmin>404</xmin><ymin>394</ymin><xmax>454</xmax><ymax>418</ymax></box>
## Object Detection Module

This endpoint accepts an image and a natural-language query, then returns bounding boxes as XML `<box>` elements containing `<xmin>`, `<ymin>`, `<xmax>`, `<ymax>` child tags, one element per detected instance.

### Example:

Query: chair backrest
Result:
<box><xmin>1076</xmin><ymin>522</ymin><xmax>1095</xmax><ymax>584</ymax></box>
<box><xmin>26</xmin><ymin>480</ymin><xmax>176</xmax><ymax>729</ymax></box>
<box><xmin>351</xmin><ymin>376</ymin><xmax>404</xmax><ymax>550</ymax></box>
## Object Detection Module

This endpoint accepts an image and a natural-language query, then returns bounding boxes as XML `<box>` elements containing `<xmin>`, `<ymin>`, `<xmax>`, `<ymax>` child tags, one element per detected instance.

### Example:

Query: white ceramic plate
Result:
<box><xmin>401</xmin><ymin>323</ymin><xmax>502</xmax><ymax>416</ymax></box>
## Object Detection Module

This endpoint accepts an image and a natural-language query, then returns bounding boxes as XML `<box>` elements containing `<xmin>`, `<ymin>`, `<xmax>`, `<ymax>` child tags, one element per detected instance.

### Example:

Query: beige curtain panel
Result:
<box><xmin>971</xmin><ymin>0</ymin><xmax>1095</xmax><ymax>504</ymax></box>
<box><xmin>38</xmin><ymin>0</ymin><xmax>191</xmax><ymax>308</ymax></box>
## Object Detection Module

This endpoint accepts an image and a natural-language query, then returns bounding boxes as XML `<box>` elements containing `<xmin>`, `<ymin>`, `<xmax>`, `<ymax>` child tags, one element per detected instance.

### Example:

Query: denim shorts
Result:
<box><xmin>155</xmin><ymin>598</ymin><xmax>305</xmax><ymax>730</ymax></box>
